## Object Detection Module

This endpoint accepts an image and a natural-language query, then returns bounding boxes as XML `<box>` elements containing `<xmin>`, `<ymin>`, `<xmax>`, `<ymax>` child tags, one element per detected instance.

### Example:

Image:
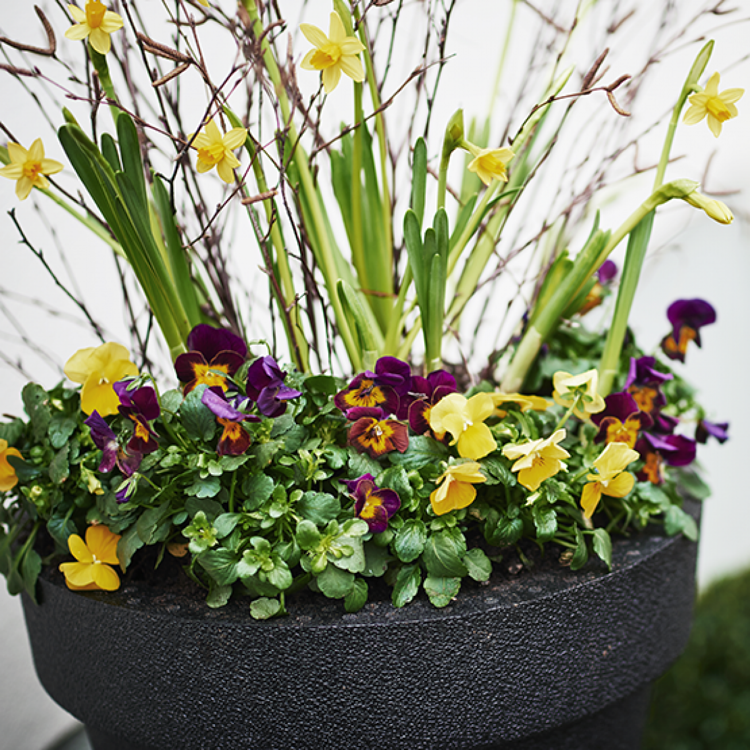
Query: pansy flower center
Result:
<box><xmin>86</xmin><ymin>1</ymin><xmax>107</xmax><ymax>28</ymax></box>
<box><xmin>628</xmin><ymin>385</ymin><xmax>658</xmax><ymax>413</ymax></box>
<box><xmin>192</xmin><ymin>362</ymin><xmax>230</xmax><ymax>389</ymax></box>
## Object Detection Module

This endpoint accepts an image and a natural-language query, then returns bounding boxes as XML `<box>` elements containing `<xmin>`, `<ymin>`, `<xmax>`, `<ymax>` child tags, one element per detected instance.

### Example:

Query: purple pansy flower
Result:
<box><xmin>591</xmin><ymin>392</ymin><xmax>653</xmax><ymax>448</ymax></box>
<box><xmin>245</xmin><ymin>356</ymin><xmax>301</xmax><ymax>418</ymax></box>
<box><xmin>407</xmin><ymin>369</ymin><xmax>458</xmax><ymax>435</ymax></box>
<box><xmin>334</xmin><ymin>357</ymin><xmax>413</xmax><ymax>419</ymax></box>
<box><xmin>640</xmin><ymin>432</ymin><xmax>697</xmax><ymax>467</ymax></box>
<box><xmin>114</xmin><ymin>381</ymin><xmax>160</xmax><ymax>455</ymax></box>
<box><xmin>85</xmin><ymin>411</ymin><xmax>142</xmax><ymax>477</ymax></box>
<box><xmin>695</xmin><ymin>418</ymin><xmax>729</xmax><ymax>444</ymax></box>
<box><xmin>202</xmin><ymin>387</ymin><xmax>260</xmax><ymax>455</ymax></box>
<box><xmin>624</xmin><ymin>356</ymin><xmax>672</xmax><ymax>416</ymax></box>
<box><xmin>598</xmin><ymin>259</ymin><xmax>618</xmax><ymax>284</ymax></box>
<box><xmin>174</xmin><ymin>324</ymin><xmax>247</xmax><ymax>394</ymax></box>
<box><xmin>661</xmin><ymin>299</ymin><xmax>716</xmax><ymax>363</ymax></box>
<box><xmin>346</xmin><ymin>406</ymin><xmax>409</xmax><ymax>458</ymax></box>
<box><xmin>342</xmin><ymin>474</ymin><xmax>401</xmax><ymax>533</ymax></box>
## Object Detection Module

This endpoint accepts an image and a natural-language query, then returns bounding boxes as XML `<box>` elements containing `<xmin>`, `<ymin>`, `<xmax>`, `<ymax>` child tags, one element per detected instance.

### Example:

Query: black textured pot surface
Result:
<box><xmin>22</xmin><ymin>505</ymin><xmax>700</xmax><ymax>750</ymax></box>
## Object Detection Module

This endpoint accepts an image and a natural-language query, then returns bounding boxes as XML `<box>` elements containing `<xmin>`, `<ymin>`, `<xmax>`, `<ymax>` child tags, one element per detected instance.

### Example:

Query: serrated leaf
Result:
<box><xmin>481</xmin><ymin>456</ymin><xmax>517</xmax><ymax>487</ymax></box>
<box><xmin>117</xmin><ymin>524</ymin><xmax>144</xmax><ymax>569</ymax></box>
<box><xmin>206</xmin><ymin>582</ymin><xmax>232</xmax><ymax>608</ymax></box>
<box><xmin>265</xmin><ymin>560</ymin><xmax>293</xmax><ymax>590</ymax></box>
<box><xmin>181</xmin><ymin>386</ymin><xmax>217</xmax><ymax>442</ymax></box>
<box><xmin>376</xmin><ymin>466</ymin><xmax>413</xmax><ymax>503</ymax></box>
<box><xmin>486</xmin><ymin>513</ymin><xmax>523</xmax><ymax>546</ymax></box>
<box><xmin>185</xmin><ymin>475</ymin><xmax>221</xmax><ymax>498</ymax></box>
<box><xmin>348</xmin><ymin>451</ymin><xmax>382</xmax><ymax>477</ymax></box>
<box><xmin>136</xmin><ymin>503</ymin><xmax>171</xmax><ymax>545</ymax></box>
<box><xmin>423</xmin><ymin>532</ymin><xmax>468</xmax><ymax>578</ymax></box>
<box><xmin>592</xmin><ymin>528</ymin><xmax>612</xmax><ymax>570</ymax></box>
<box><xmin>362</xmin><ymin>541</ymin><xmax>393</xmax><ymax>577</ymax></box>
<box><xmin>344</xmin><ymin>578</ymin><xmax>368</xmax><ymax>613</ymax></box>
<box><xmin>185</xmin><ymin>497</ymin><xmax>224</xmax><ymax>520</ymax></box>
<box><xmin>296</xmin><ymin>520</ymin><xmax>321</xmax><ymax>550</ymax></box>
<box><xmin>241</xmin><ymin>474</ymin><xmax>275</xmax><ymax>511</ymax></box>
<box><xmin>463</xmin><ymin>548</ymin><xmax>492</xmax><ymax>581</ymax></box>
<box><xmin>213</xmin><ymin>513</ymin><xmax>240</xmax><ymax>539</ymax></box>
<box><xmin>392</xmin><ymin>564</ymin><xmax>421</xmax><ymax>607</ymax></box>
<box><xmin>393</xmin><ymin>519</ymin><xmax>427</xmax><ymax>563</ymax></box>
<box><xmin>316</xmin><ymin>564</ymin><xmax>355</xmax><ymax>598</ymax></box>
<box><xmin>198</xmin><ymin>549</ymin><xmax>240</xmax><ymax>586</ymax></box>
<box><xmin>330</xmin><ymin>536</ymin><xmax>365</xmax><ymax>573</ymax></box>
<box><xmin>48</xmin><ymin>416</ymin><xmax>78</xmax><ymax>449</ymax></box>
<box><xmin>297</xmin><ymin>491</ymin><xmax>341</xmax><ymax>525</ymax></box>
<box><xmin>387</xmin><ymin>435</ymin><xmax>448</xmax><ymax>470</ymax></box>
<box><xmin>250</xmin><ymin>597</ymin><xmax>282</xmax><ymax>620</ymax></box>
<box><xmin>0</xmin><ymin>418</ymin><xmax>24</xmax><ymax>445</ymax></box>
<box><xmin>423</xmin><ymin>575</ymin><xmax>461</xmax><ymax>607</ymax></box>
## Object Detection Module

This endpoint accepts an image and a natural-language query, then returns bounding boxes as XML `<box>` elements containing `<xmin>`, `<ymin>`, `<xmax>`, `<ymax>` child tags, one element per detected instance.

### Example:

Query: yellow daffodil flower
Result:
<box><xmin>465</xmin><ymin>143</ymin><xmax>515</xmax><ymax>186</ymax></box>
<box><xmin>300</xmin><ymin>12</ymin><xmax>366</xmax><ymax>94</ymax></box>
<box><xmin>190</xmin><ymin>118</ymin><xmax>248</xmax><ymax>184</ymax></box>
<box><xmin>59</xmin><ymin>524</ymin><xmax>122</xmax><ymax>591</ymax></box>
<box><xmin>683</xmin><ymin>189</ymin><xmax>733</xmax><ymax>225</ymax></box>
<box><xmin>0</xmin><ymin>439</ymin><xmax>23</xmax><ymax>492</ymax></box>
<box><xmin>502</xmin><ymin>429</ymin><xmax>570</xmax><ymax>491</ymax></box>
<box><xmin>430</xmin><ymin>462</ymin><xmax>486</xmax><ymax>515</ymax></box>
<box><xmin>429</xmin><ymin>392</ymin><xmax>497</xmax><ymax>460</ymax></box>
<box><xmin>580</xmin><ymin>442</ymin><xmax>640</xmax><ymax>518</ymax></box>
<box><xmin>683</xmin><ymin>72</ymin><xmax>743</xmax><ymax>138</ymax></box>
<box><xmin>0</xmin><ymin>139</ymin><xmax>63</xmax><ymax>201</ymax></box>
<box><xmin>197</xmin><ymin>0</ymin><xmax>209</xmax><ymax>5</ymax></box>
<box><xmin>493</xmin><ymin>392</ymin><xmax>551</xmax><ymax>418</ymax></box>
<box><xmin>65</xmin><ymin>1</ymin><xmax>124</xmax><ymax>56</ymax></box>
<box><xmin>64</xmin><ymin>342</ymin><xmax>138</xmax><ymax>416</ymax></box>
<box><xmin>552</xmin><ymin>369</ymin><xmax>605</xmax><ymax>420</ymax></box>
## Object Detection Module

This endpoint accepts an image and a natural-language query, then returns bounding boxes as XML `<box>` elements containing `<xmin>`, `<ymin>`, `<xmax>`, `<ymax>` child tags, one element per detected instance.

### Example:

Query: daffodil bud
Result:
<box><xmin>683</xmin><ymin>190</ymin><xmax>734</xmax><ymax>224</ymax></box>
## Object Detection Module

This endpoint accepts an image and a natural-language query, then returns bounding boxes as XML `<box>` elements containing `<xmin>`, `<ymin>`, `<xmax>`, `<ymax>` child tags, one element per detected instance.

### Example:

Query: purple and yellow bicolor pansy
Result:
<box><xmin>342</xmin><ymin>474</ymin><xmax>401</xmax><ymax>533</ymax></box>
<box><xmin>245</xmin><ymin>356</ymin><xmax>301</xmax><ymax>418</ymax></box>
<box><xmin>347</xmin><ymin>407</ymin><xmax>409</xmax><ymax>459</ymax></box>
<box><xmin>84</xmin><ymin>411</ymin><xmax>143</xmax><ymax>477</ymax></box>
<box><xmin>407</xmin><ymin>369</ymin><xmax>458</xmax><ymax>435</ymax></box>
<box><xmin>624</xmin><ymin>356</ymin><xmax>672</xmax><ymax>416</ymax></box>
<box><xmin>661</xmin><ymin>298</ymin><xmax>716</xmax><ymax>363</ymax></box>
<box><xmin>591</xmin><ymin>392</ymin><xmax>653</xmax><ymax>449</ymax></box>
<box><xmin>334</xmin><ymin>356</ymin><xmax>412</xmax><ymax>419</ymax></box>
<box><xmin>635</xmin><ymin>431</ymin><xmax>697</xmax><ymax>485</ymax></box>
<box><xmin>202</xmin><ymin>387</ymin><xmax>260</xmax><ymax>456</ymax></box>
<box><xmin>114</xmin><ymin>381</ymin><xmax>160</xmax><ymax>455</ymax></box>
<box><xmin>174</xmin><ymin>324</ymin><xmax>247</xmax><ymax>394</ymax></box>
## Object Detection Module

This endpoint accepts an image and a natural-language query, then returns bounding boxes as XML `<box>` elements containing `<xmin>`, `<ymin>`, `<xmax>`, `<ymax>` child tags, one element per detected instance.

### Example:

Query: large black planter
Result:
<box><xmin>22</xmin><ymin>504</ymin><xmax>700</xmax><ymax>750</ymax></box>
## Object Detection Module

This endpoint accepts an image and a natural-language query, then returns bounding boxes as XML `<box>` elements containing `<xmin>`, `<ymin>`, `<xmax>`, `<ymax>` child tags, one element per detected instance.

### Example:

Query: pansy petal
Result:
<box><xmin>581</xmin><ymin>483</ymin><xmax>602</xmax><ymax>519</ymax></box>
<box><xmin>457</xmin><ymin>423</ymin><xmax>497</xmax><ymax>460</ymax></box>
<box><xmin>602</xmin><ymin>472</ymin><xmax>635</xmax><ymax>498</ymax></box>
<box><xmin>86</xmin><ymin>524</ymin><xmax>121</xmax><ymax>564</ymax></box>
<box><xmin>60</xmin><ymin>562</ymin><xmax>95</xmax><ymax>588</ymax></box>
<box><xmin>68</xmin><ymin>533</ymin><xmax>93</xmax><ymax>563</ymax></box>
<box><xmin>91</xmin><ymin>563</ymin><xmax>120</xmax><ymax>591</ymax></box>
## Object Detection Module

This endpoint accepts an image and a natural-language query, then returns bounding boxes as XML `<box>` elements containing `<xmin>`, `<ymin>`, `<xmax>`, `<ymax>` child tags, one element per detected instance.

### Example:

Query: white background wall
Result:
<box><xmin>1</xmin><ymin>1</ymin><xmax>748</xmax><ymax>747</ymax></box>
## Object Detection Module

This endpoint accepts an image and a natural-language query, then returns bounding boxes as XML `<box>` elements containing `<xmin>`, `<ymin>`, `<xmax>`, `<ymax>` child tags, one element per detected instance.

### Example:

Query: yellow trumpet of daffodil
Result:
<box><xmin>429</xmin><ymin>392</ymin><xmax>497</xmax><ymax>460</ymax></box>
<box><xmin>430</xmin><ymin>462</ymin><xmax>486</xmax><ymax>516</ymax></box>
<box><xmin>190</xmin><ymin>118</ymin><xmax>248</xmax><ymax>184</ymax></box>
<box><xmin>552</xmin><ymin>369</ymin><xmax>605</xmax><ymax>420</ymax></box>
<box><xmin>59</xmin><ymin>524</ymin><xmax>122</xmax><ymax>591</ymax></box>
<box><xmin>300</xmin><ymin>12</ymin><xmax>366</xmax><ymax>94</ymax></box>
<box><xmin>0</xmin><ymin>139</ymin><xmax>64</xmax><ymax>201</ymax></box>
<box><xmin>0</xmin><ymin>439</ymin><xmax>23</xmax><ymax>492</ymax></box>
<box><xmin>464</xmin><ymin>142</ymin><xmax>515</xmax><ymax>186</ymax></box>
<box><xmin>65</xmin><ymin>1</ymin><xmax>124</xmax><ymax>56</ymax></box>
<box><xmin>502</xmin><ymin>429</ymin><xmax>570</xmax><ymax>491</ymax></box>
<box><xmin>64</xmin><ymin>342</ymin><xmax>138</xmax><ymax>416</ymax></box>
<box><xmin>683</xmin><ymin>72</ymin><xmax>743</xmax><ymax>138</ymax></box>
<box><xmin>580</xmin><ymin>442</ymin><xmax>640</xmax><ymax>519</ymax></box>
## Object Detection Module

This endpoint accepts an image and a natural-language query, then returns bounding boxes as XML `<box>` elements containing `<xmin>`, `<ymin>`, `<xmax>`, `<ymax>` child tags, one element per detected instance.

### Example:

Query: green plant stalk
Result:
<box><xmin>485</xmin><ymin>0</ymin><xmax>519</xmax><ymax>121</ymax></box>
<box><xmin>241</xmin><ymin>0</ymin><xmax>361</xmax><ymax>369</ymax></box>
<box><xmin>350</xmin><ymin>82</ymin><xmax>367</xmax><ymax>297</ymax></box>
<box><xmin>597</xmin><ymin>41</ymin><xmax>713</xmax><ymax>396</ymax></box>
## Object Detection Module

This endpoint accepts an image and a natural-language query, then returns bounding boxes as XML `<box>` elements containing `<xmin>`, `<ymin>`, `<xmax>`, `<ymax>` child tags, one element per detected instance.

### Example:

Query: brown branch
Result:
<box><xmin>0</xmin><ymin>6</ymin><xmax>56</xmax><ymax>57</ymax></box>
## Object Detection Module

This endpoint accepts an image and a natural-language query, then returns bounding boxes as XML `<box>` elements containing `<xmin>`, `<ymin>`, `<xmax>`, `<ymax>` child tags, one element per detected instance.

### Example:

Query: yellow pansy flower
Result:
<box><xmin>430</xmin><ymin>462</ymin><xmax>486</xmax><ymax>516</ymax></box>
<box><xmin>465</xmin><ymin>144</ymin><xmax>515</xmax><ymax>186</ymax></box>
<box><xmin>683</xmin><ymin>72</ymin><xmax>743</xmax><ymax>138</ymax></box>
<box><xmin>492</xmin><ymin>392</ymin><xmax>551</xmax><ymax>418</ymax></box>
<box><xmin>300</xmin><ymin>12</ymin><xmax>366</xmax><ymax>94</ymax></box>
<box><xmin>64</xmin><ymin>342</ymin><xmax>139</xmax><ymax>416</ymax></box>
<box><xmin>0</xmin><ymin>139</ymin><xmax>64</xmax><ymax>201</ymax></box>
<box><xmin>59</xmin><ymin>524</ymin><xmax>122</xmax><ymax>591</ymax></box>
<box><xmin>428</xmin><ymin>392</ymin><xmax>497</xmax><ymax>460</ymax></box>
<box><xmin>580</xmin><ymin>442</ymin><xmax>640</xmax><ymax>519</ymax></box>
<box><xmin>552</xmin><ymin>369</ymin><xmax>605</xmax><ymax>420</ymax></box>
<box><xmin>502</xmin><ymin>429</ymin><xmax>570</xmax><ymax>491</ymax></box>
<box><xmin>65</xmin><ymin>1</ymin><xmax>124</xmax><ymax>56</ymax></box>
<box><xmin>190</xmin><ymin>118</ymin><xmax>248</xmax><ymax>184</ymax></box>
<box><xmin>0</xmin><ymin>439</ymin><xmax>23</xmax><ymax>492</ymax></box>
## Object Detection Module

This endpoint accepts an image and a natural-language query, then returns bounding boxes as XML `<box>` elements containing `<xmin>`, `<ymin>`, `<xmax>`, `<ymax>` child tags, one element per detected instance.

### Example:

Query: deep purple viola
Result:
<box><xmin>114</xmin><ymin>381</ymin><xmax>160</xmax><ymax>455</ymax></box>
<box><xmin>245</xmin><ymin>356</ymin><xmax>301</xmax><ymax>418</ymax></box>
<box><xmin>342</xmin><ymin>474</ymin><xmax>401</xmax><ymax>533</ymax></box>
<box><xmin>334</xmin><ymin>356</ymin><xmax>412</xmax><ymax>419</ymax></box>
<box><xmin>85</xmin><ymin>411</ymin><xmax>142</xmax><ymax>477</ymax></box>
<box><xmin>640</xmin><ymin>431</ymin><xmax>697</xmax><ymax>467</ymax></box>
<box><xmin>408</xmin><ymin>369</ymin><xmax>458</xmax><ymax>435</ymax></box>
<box><xmin>624</xmin><ymin>356</ymin><xmax>672</xmax><ymax>416</ymax></box>
<box><xmin>174</xmin><ymin>324</ymin><xmax>247</xmax><ymax>394</ymax></box>
<box><xmin>695</xmin><ymin>418</ymin><xmax>729</xmax><ymax>444</ymax></box>
<box><xmin>661</xmin><ymin>298</ymin><xmax>716</xmax><ymax>363</ymax></box>
<box><xmin>202</xmin><ymin>387</ymin><xmax>260</xmax><ymax>455</ymax></box>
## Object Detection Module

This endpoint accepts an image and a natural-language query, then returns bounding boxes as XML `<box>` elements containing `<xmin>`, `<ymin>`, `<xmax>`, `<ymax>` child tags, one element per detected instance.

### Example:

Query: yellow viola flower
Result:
<box><xmin>65</xmin><ymin>1</ymin><xmax>124</xmax><ymax>56</ymax></box>
<box><xmin>64</xmin><ymin>342</ymin><xmax>139</xmax><ymax>416</ymax></box>
<box><xmin>465</xmin><ymin>143</ymin><xmax>515</xmax><ymax>186</ymax></box>
<box><xmin>190</xmin><ymin>118</ymin><xmax>248</xmax><ymax>184</ymax></box>
<box><xmin>552</xmin><ymin>369</ymin><xmax>605</xmax><ymax>420</ymax></box>
<box><xmin>0</xmin><ymin>139</ymin><xmax>64</xmax><ymax>201</ymax></box>
<box><xmin>300</xmin><ymin>12</ymin><xmax>366</xmax><ymax>94</ymax></box>
<box><xmin>59</xmin><ymin>524</ymin><xmax>122</xmax><ymax>591</ymax></box>
<box><xmin>492</xmin><ymin>392</ymin><xmax>551</xmax><ymax>418</ymax></box>
<box><xmin>502</xmin><ymin>429</ymin><xmax>570</xmax><ymax>491</ymax></box>
<box><xmin>683</xmin><ymin>72</ymin><xmax>743</xmax><ymax>138</ymax></box>
<box><xmin>580</xmin><ymin>442</ymin><xmax>640</xmax><ymax>519</ymax></box>
<box><xmin>430</xmin><ymin>462</ymin><xmax>486</xmax><ymax>516</ymax></box>
<box><xmin>0</xmin><ymin>439</ymin><xmax>23</xmax><ymax>492</ymax></box>
<box><xmin>428</xmin><ymin>392</ymin><xmax>497</xmax><ymax>460</ymax></box>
